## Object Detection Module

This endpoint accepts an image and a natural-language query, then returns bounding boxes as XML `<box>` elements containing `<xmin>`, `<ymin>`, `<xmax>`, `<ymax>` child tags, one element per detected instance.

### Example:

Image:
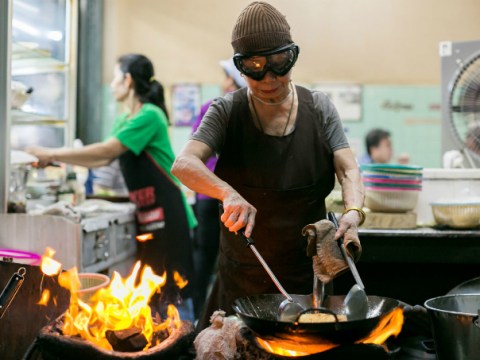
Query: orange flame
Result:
<box><xmin>173</xmin><ymin>271</ymin><xmax>188</xmax><ymax>289</ymax></box>
<box><xmin>60</xmin><ymin>261</ymin><xmax>180</xmax><ymax>351</ymax></box>
<box><xmin>357</xmin><ymin>307</ymin><xmax>404</xmax><ymax>345</ymax></box>
<box><xmin>256</xmin><ymin>308</ymin><xmax>404</xmax><ymax>356</ymax></box>
<box><xmin>37</xmin><ymin>289</ymin><xmax>51</xmax><ymax>306</ymax></box>
<box><xmin>40</xmin><ymin>247</ymin><xmax>62</xmax><ymax>276</ymax></box>
<box><xmin>136</xmin><ymin>233</ymin><xmax>154</xmax><ymax>242</ymax></box>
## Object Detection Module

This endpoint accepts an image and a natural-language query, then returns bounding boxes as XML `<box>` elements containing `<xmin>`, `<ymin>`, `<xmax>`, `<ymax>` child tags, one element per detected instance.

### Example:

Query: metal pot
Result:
<box><xmin>447</xmin><ymin>276</ymin><xmax>480</xmax><ymax>295</ymax></box>
<box><xmin>233</xmin><ymin>294</ymin><xmax>400</xmax><ymax>344</ymax></box>
<box><xmin>424</xmin><ymin>294</ymin><xmax>480</xmax><ymax>360</ymax></box>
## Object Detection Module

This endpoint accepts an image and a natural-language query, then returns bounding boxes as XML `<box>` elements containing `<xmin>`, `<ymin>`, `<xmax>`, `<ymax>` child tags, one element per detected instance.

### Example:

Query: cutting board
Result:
<box><xmin>362</xmin><ymin>211</ymin><xmax>417</xmax><ymax>229</ymax></box>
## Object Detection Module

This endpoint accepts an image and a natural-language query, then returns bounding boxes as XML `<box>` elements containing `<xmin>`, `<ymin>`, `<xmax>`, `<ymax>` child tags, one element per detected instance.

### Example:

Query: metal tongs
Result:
<box><xmin>219</xmin><ymin>203</ymin><xmax>304</xmax><ymax>322</ymax></box>
<box><xmin>328</xmin><ymin>211</ymin><xmax>368</xmax><ymax>321</ymax></box>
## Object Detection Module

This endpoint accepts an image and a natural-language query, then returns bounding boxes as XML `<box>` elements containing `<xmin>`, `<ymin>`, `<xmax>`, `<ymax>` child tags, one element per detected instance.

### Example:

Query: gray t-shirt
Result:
<box><xmin>191</xmin><ymin>88</ymin><xmax>349</xmax><ymax>154</ymax></box>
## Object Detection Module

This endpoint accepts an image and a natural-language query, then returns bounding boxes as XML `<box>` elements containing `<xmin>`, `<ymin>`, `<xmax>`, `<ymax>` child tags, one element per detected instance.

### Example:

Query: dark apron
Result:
<box><xmin>197</xmin><ymin>86</ymin><xmax>335</xmax><ymax>329</ymax></box>
<box><xmin>119</xmin><ymin>150</ymin><xmax>194</xmax><ymax>301</ymax></box>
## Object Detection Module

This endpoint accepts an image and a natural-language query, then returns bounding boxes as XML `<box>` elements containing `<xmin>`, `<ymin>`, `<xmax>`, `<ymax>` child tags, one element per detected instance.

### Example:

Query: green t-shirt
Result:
<box><xmin>110</xmin><ymin>103</ymin><xmax>197</xmax><ymax>229</ymax></box>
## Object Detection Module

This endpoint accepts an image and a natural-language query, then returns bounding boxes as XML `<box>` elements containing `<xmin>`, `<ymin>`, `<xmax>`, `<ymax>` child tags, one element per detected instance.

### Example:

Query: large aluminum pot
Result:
<box><xmin>424</xmin><ymin>294</ymin><xmax>480</xmax><ymax>360</ymax></box>
<box><xmin>447</xmin><ymin>276</ymin><xmax>480</xmax><ymax>295</ymax></box>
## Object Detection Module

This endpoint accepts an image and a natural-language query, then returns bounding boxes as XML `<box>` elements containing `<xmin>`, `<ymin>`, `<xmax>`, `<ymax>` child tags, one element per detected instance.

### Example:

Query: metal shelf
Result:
<box><xmin>12</xmin><ymin>42</ymin><xmax>67</xmax><ymax>75</ymax></box>
<box><xmin>11</xmin><ymin>109</ymin><xmax>66</xmax><ymax>125</ymax></box>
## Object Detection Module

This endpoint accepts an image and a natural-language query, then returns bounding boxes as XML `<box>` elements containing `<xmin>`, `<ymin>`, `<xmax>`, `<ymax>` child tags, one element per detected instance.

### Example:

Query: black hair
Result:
<box><xmin>117</xmin><ymin>54</ymin><xmax>170</xmax><ymax>124</ymax></box>
<box><xmin>366</xmin><ymin>129</ymin><xmax>391</xmax><ymax>155</ymax></box>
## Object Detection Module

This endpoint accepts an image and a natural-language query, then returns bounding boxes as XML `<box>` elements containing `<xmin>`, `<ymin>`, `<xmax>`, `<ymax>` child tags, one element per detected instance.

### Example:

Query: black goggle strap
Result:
<box><xmin>237</xmin><ymin>43</ymin><xmax>299</xmax><ymax>58</ymax></box>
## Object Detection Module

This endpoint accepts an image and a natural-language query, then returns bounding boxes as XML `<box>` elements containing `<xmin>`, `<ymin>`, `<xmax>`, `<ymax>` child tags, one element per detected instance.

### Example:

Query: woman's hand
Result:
<box><xmin>221</xmin><ymin>193</ymin><xmax>257</xmax><ymax>238</ymax></box>
<box><xmin>26</xmin><ymin>146</ymin><xmax>55</xmax><ymax>167</ymax></box>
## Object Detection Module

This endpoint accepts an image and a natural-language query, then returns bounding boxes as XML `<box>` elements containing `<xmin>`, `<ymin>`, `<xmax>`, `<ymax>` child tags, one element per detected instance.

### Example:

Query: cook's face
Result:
<box><xmin>110</xmin><ymin>64</ymin><xmax>129</xmax><ymax>102</ymax></box>
<box><xmin>245</xmin><ymin>70</ymin><xmax>292</xmax><ymax>102</ymax></box>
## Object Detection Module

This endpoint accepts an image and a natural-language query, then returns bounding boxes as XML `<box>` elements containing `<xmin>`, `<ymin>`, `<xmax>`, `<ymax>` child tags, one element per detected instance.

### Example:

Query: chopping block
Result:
<box><xmin>362</xmin><ymin>211</ymin><xmax>417</xmax><ymax>229</ymax></box>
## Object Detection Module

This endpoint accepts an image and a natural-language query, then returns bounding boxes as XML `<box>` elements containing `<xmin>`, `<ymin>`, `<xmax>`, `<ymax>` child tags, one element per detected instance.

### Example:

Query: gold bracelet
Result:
<box><xmin>343</xmin><ymin>207</ymin><xmax>366</xmax><ymax>226</ymax></box>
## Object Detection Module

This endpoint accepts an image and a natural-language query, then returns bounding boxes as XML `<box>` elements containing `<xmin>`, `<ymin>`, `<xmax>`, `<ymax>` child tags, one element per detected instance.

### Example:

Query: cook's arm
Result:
<box><xmin>333</xmin><ymin>147</ymin><xmax>365</xmax><ymax>239</ymax></box>
<box><xmin>172</xmin><ymin>139</ymin><xmax>257</xmax><ymax>237</ymax></box>
<box><xmin>27</xmin><ymin>138</ymin><xmax>127</xmax><ymax>168</ymax></box>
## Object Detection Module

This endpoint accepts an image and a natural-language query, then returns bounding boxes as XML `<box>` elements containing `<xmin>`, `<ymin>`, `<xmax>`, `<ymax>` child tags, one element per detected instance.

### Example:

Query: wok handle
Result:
<box><xmin>327</xmin><ymin>212</ymin><xmax>365</xmax><ymax>290</ymax></box>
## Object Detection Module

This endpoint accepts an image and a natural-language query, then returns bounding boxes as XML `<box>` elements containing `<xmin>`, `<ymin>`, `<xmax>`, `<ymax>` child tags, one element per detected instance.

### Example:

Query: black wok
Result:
<box><xmin>233</xmin><ymin>294</ymin><xmax>400</xmax><ymax>344</ymax></box>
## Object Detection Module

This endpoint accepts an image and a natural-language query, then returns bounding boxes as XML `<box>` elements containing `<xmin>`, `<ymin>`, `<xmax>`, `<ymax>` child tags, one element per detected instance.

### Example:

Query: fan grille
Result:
<box><xmin>449</xmin><ymin>53</ymin><xmax>480</xmax><ymax>160</ymax></box>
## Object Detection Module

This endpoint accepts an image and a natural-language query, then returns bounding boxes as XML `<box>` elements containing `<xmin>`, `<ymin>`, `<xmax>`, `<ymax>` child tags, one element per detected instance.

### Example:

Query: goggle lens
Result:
<box><xmin>234</xmin><ymin>44</ymin><xmax>299</xmax><ymax>81</ymax></box>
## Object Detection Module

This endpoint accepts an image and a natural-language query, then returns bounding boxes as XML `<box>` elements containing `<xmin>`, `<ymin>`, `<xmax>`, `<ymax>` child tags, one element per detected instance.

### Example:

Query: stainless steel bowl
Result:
<box><xmin>430</xmin><ymin>202</ymin><xmax>480</xmax><ymax>229</ymax></box>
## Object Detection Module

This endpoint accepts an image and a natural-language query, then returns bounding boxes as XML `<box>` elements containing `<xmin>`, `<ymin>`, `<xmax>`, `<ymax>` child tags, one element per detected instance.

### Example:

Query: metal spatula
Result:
<box><xmin>236</xmin><ymin>228</ymin><xmax>305</xmax><ymax>322</ymax></box>
<box><xmin>219</xmin><ymin>204</ymin><xmax>304</xmax><ymax>322</ymax></box>
<box><xmin>327</xmin><ymin>212</ymin><xmax>368</xmax><ymax>321</ymax></box>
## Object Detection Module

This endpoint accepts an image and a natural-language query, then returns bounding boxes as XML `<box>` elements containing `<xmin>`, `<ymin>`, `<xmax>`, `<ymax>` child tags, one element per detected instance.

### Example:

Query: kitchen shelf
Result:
<box><xmin>12</xmin><ymin>42</ymin><xmax>67</xmax><ymax>75</ymax></box>
<box><xmin>8</xmin><ymin>0</ymin><xmax>77</xmax><ymax>151</ymax></box>
<box><xmin>11</xmin><ymin>109</ymin><xmax>65</xmax><ymax>124</ymax></box>
<box><xmin>12</xmin><ymin>42</ymin><xmax>51</xmax><ymax>59</ymax></box>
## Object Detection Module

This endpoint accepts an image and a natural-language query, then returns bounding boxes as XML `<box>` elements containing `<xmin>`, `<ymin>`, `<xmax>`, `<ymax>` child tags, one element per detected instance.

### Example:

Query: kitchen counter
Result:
<box><xmin>0</xmin><ymin>208</ymin><xmax>137</xmax><ymax>275</ymax></box>
<box><xmin>333</xmin><ymin>227</ymin><xmax>480</xmax><ymax>308</ymax></box>
<box><xmin>359</xmin><ymin>227</ymin><xmax>480</xmax><ymax>263</ymax></box>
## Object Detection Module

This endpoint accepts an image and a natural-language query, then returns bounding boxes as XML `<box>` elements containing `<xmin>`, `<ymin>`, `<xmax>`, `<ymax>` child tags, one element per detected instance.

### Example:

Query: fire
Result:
<box><xmin>357</xmin><ymin>307</ymin><xmax>404</xmax><ymax>345</ymax></box>
<box><xmin>40</xmin><ymin>247</ymin><xmax>62</xmax><ymax>276</ymax></box>
<box><xmin>256</xmin><ymin>308</ymin><xmax>404</xmax><ymax>356</ymax></box>
<box><xmin>37</xmin><ymin>289</ymin><xmax>51</xmax><ymax>306</ymax></box>
<box><xmin>136</xmin><ymin>233</ymin><xmax>154</xmax><ymax>242</ymax></box>
<box><xmin>58</xmin><ymin>261</ymin><xmax>180</xmax><ymax>351</ymax></box>
<box><xmin>173</xmin><ymin>271</ymin><xmax>188</xmax><ymax>289</ymax></box>
<box><xmin>257</xmin><ymin>337</ymin><xmax>336</xmax><ymax>356</ymax></box>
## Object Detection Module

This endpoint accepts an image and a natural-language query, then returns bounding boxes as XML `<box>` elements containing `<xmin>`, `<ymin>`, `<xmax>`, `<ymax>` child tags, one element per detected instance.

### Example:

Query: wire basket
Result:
<box><xmin>74</xmin><ymin>273</ymin><xmax>110</xmax><ymax>303</ymax></box>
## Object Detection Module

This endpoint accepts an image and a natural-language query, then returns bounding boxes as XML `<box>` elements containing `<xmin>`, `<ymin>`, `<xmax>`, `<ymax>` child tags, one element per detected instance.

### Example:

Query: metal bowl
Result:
<box><xmin>430</xmin><ymin>203</ymin><xmax>480</xmax><ymax>229</ymax></box>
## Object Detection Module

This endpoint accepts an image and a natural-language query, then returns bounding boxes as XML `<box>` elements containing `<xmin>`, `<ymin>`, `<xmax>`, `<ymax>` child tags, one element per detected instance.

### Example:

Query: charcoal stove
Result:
<box><xmin>23</xmin><ymin>315</ymin><xmax>195</xmax><ymax>360</ymax></box>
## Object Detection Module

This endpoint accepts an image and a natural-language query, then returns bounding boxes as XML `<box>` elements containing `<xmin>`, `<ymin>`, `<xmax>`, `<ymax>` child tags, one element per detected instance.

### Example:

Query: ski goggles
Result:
<box><xmin>233</xmin><ymin>43</ymin><xmax>300</xmax><ymax>81</ymax></box>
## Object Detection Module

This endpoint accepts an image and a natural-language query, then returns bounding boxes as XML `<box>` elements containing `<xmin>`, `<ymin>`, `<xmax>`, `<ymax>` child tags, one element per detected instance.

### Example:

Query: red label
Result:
<box><xmin>129</xmin><ymin>186</ymin><xmax>156</xmax><ymax>207</ymax></box>
<box><xmin>136</xmin><ymin>207</ymin><xmax>164</xmax><ymax>224</ymax></box>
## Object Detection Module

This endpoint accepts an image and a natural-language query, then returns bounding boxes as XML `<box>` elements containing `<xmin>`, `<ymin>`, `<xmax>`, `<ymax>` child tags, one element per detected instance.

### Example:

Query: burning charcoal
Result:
<box><xmin>152</xmin><ymin>328</ymin><xmax>170</xmax><ymax>344</ymax></box>
<box><xmin>105</xmin><ymin>327</ymin><xmax>148</xmax><ymax>352</ymax></box>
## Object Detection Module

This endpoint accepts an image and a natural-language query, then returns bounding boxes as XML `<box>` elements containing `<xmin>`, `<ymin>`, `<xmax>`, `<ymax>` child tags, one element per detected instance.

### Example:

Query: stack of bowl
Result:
<box><xmin>360</xmin><ymin>164</ymin><xmax>423</xmax><ymax>213</ymax></box>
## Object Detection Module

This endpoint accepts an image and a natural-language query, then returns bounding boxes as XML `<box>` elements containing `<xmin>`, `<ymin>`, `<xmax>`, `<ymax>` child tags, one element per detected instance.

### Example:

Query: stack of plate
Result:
<box><xmin>360</xmin><ymin>164</ymin><xmax>423</xmax><ymax>213</ymax></box>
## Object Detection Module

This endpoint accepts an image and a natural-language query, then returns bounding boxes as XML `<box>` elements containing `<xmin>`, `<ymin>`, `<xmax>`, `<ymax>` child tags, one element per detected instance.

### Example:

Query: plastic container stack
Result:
<box><xmin>360</xmin><ymin>164</ymin><xmax>423</xmax><ymax>213</ymax></box>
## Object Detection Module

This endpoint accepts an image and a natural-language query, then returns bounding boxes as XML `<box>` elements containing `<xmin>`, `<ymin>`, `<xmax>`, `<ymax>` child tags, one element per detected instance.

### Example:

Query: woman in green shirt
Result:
<box><xmin>28</xmin><ymin>54</ymin><xmax>197</xmax><ymax>321</ymax></box>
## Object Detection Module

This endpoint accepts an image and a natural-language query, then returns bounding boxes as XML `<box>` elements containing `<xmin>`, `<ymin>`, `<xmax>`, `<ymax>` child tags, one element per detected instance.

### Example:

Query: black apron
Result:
<box><xmin>197</xmin><ymin>86</ymin><xmax>335</xmax><ymax>329</ymax></box>
<box><xmin>119</xmin><ymin>150</ymin><xmax>194</xmax><ymax>301</ymax></box>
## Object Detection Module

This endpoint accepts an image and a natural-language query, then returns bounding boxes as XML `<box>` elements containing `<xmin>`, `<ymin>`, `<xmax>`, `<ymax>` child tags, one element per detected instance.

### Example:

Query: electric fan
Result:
<box><xmin>441</xmin><ymin>40</ymin><xmax>480</xmax><ymax>168</ymax></box>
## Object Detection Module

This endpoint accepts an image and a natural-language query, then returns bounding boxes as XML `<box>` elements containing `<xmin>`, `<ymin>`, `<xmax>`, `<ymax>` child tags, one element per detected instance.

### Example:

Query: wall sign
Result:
<box><xmin>312</xmin><ymin>83</ymin><xmax>362</xmax><ymax>121</ymax></box>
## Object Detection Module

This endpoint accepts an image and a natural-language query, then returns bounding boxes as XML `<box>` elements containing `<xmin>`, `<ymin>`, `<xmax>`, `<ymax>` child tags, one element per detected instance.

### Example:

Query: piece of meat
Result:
<box><xmin>194</xmin><ymin>310</ymin><xmax>244</xmax><ymax>360</ymax></box>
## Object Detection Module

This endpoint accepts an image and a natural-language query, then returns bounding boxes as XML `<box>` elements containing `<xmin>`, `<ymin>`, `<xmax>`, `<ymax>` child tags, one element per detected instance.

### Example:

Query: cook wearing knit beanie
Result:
<box><xmin>174</xmin><ymin>0</ymin><xmax>363</xmax><ymax>334</ymax></box>
<box><xmin>231</xmin><ymin>1</ymin><xmax>293</xmax><ymax>55</ymax></box>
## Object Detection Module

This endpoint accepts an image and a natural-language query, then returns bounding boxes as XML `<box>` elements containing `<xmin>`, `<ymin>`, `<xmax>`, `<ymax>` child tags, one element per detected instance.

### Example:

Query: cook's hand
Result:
<box><xmin>26</xmin><ymin>146</ymin><xmax>54</xmax><ymax>168</ymax></box>
<box><xmin>221</xmin><ymin>193</ymin><xmax>257</xmax><ymax>238</ymax></box>
<box><xmin>334</xmin><ymin>210</ymin><xmax>360</xmax><ymax>242</ymax></box>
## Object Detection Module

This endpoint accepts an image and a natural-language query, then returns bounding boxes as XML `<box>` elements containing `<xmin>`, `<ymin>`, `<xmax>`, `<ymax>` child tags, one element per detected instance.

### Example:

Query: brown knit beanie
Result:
<box><xmin>231</xmin><ymin>1</ymin><xmax>293</xmax><ymax>55</ymax></box>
